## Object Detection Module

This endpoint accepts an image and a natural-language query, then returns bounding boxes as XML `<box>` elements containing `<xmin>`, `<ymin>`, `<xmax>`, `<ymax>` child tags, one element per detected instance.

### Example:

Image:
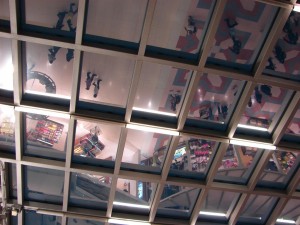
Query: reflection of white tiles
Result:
<box><xmin>261</xmin><ymin>102</ymin><xmax>281</xmax><ymax>113</ymax></box>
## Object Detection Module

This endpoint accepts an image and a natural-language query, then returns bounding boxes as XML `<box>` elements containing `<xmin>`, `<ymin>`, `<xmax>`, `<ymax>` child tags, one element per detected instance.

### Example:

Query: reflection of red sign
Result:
<box><xmin>194</xmin><ymin>149</ymin><xmax>210</xmax><ymax>156</ymax></box>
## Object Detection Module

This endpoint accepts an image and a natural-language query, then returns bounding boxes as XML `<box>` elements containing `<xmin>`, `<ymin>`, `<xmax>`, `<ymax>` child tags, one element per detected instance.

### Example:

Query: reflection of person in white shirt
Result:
<box><xmin>185</xmin><ymin>16</ymin><xmax>197</xmax><ymax>35</ymax></box>
<box><xmin>93</xmin><ymin>78</ymin><xmax>102</xmax><ymax>98</ymax></box>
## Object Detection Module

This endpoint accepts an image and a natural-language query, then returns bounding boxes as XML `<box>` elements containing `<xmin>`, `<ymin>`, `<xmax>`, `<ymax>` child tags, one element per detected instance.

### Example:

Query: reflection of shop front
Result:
<box><xmin>265</xmin><ymin>151</ymin><xmax>297</xmax><ymax>174</ymax></box>
<box><xmin>26</xmin><ymin>118</ymin><xmax>64</xmax><ymax>146</ymax></box>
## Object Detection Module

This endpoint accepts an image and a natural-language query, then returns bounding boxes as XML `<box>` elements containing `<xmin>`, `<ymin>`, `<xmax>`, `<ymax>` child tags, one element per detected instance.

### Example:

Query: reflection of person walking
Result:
<box><xmin>85</xmin><ymin>72</ymin><xmax>96</xmax><ymax>90</ymax></box>
<box><xmin>93</xmin><ymin>78</ymin><xmax>102</xmax><ymax>98</ymax></box>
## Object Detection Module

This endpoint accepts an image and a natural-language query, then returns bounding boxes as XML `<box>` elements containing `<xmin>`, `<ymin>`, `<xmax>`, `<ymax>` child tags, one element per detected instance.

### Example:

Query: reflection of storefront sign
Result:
<box><xmin>138</xmin><ymin>181</ymin><xmax>143</xmax><ymax>199</ymax></box>
<box><xmin>174</xmin><ymin>147</ymin><xmax>186</xmax><ymax>160</ymax></box>
<box><xmin>194</xmin><ymin>149</ymin><xmax>210</xmax><ymax>156</ymax></box>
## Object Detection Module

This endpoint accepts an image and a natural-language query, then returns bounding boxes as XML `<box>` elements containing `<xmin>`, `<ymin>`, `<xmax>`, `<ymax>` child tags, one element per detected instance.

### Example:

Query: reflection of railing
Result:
<box><xmin>27</xmin><ymin>71</ymin><xmax>56</xmax><ymax>94</ymax></box>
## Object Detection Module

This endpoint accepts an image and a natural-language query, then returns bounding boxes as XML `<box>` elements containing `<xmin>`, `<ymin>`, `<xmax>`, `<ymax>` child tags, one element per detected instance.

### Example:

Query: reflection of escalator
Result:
<box><xmin>27</xmin><ymin>71</ymin><xmax>56</xmax><ymax>94</ymax></box>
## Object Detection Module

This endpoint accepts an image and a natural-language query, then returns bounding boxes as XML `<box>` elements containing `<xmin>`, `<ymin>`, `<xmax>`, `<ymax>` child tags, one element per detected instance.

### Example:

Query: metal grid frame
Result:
<box><xmin>0</xmin><ymin>0</ymin><xmax>299</xmax><ymax>224</ymax></box>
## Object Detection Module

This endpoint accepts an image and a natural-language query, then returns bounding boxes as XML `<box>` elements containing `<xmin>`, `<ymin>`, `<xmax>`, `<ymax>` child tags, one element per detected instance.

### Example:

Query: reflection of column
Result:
<box><xmin>132</xmin><ymin>149</ymin><xmax>141</xmax><ymax>165</ymax></box>
<box><xmin>185</xmin><ymin>141</ymin><xmax>192</xmax><ymax>171</ymax></box>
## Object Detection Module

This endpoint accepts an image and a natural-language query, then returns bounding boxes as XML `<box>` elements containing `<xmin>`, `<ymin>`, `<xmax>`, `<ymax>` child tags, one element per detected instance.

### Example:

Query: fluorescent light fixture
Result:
<box><xmin>276</xmin><ymin>218</ymin><xmax>296</xmax><ymax>224</ymax></box>
<box><xmin>237</xmin><ymin>124</ymin><xmax>268</xmax><ymax>131</ymax></box>
<box><xmin>199</xmin><ymin>211</ymin><xmax>226</xmax><ymax>217</ymax></box>
<box><xmin>15</xmin><ymin>106</ymin><xmax>70</xmax><ymax>119</ymax></box>
<box><xmin>26</xmin><ymin>90</ymin><xmax>71</xmax><ymax>100</ymax></box>
<box><xmin>36</xmin><ymin>209</ymin><xmax>64</xmax><ymax>217</ymax></box>
<box><xmin>126</xmin><ymin>124</ymin><xmax>179</xmax><ymax>136</ymax></box>
<box><xmin>230</xmin><ymin>139</ymin><xmax>276</xmax><ymax>150</ymax></box>
<box><xmin>108</xmin><ymin>218</ymin><xmax>150</xmax><ymax>225</ymax></box>
<box><xmin>113</xmin><ymin>201</ymin><xmax>150</xmax><ymax>209</ymax></box>
<box><xmin>133</xmin><ymin>107</ymin><xmax>177</xmax><ymax>117</ymax></box>
<box><xmin>294</xmin><ymin>4</ymin><xmax>300</xmax><ymax>12</ymax></box>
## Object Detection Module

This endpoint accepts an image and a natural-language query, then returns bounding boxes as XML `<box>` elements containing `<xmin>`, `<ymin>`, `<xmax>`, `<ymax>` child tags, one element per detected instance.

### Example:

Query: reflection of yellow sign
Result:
<box><xmin>0</xmin><ymin>118</ymin><xmax>14</xmax><ymax>135</ymax></box>
<box><xmin>74</xmin><ymin>146</ymin><xmax>83</xmax><ymax>154</ymax></box>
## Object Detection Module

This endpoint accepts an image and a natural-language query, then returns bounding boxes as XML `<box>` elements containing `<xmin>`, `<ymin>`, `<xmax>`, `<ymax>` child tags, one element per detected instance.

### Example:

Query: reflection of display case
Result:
<box><xmin>274</xmin><ymin>151</ymin><xmax>297</xmax><ymax>174</ymax></box>
<box><xmin>0</xmin><ymin>119</ymin><xmax>14</xmax><ymax>136</ymax></box>
<box><xmin>73</xmin><ymin>133</ymin><xmax>105</xmax><ymax>158</ymax></box>
<box><xmin>27</xmin><ymin>119</ymin><xmax>64</xmax><ymax>146</ymax></box>
<box><xmin>247</xmin><ymin>117</ymin><xmax>269</xmax><ymax>128</ymax></box>
<box><xmin>219</xmin><ymin>145</ymin><xmax>239</xmax><ymax>170</ymax></box>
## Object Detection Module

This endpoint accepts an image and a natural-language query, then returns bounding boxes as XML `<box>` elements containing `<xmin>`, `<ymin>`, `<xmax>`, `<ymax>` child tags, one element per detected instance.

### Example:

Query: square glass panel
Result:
<box><xmin>264</xmin><ymin>11</ymin><xmax>300</xmax><ymax>82</ymax></box>
<box><xmin>258</xmin><ymin>150</ymin><xmax>299</xmax><ymax>189</ymax></box>
<box><xmin>24</xmin><ymin>112</ymin><xmax>69</xmax><ymax>160</ymax></box>
<box><xmin>169</xmin><ymin>136</ymin><xmax>218</xmax><ymax>179</ymax></box>
<box><xmin>276</xmin><ymin>199</ymin><xmax>300</xmax><ymax>225</ymax></box>
<box><xmin>0</xmin><ymin>38</ymin><xmax>13</xmax><ymax>91</ymax></box>
<box><xmin>0</xmin><ymin>105</ymin><xmax>15</xmax><ymax>152</ymax></box>
<box><xmin>285</xmin><ymin>106</ymin><xmax>300</xmax><ymax>136</ymax></box>
<box><xmin>188</xmin><ymin>73</ymin><xmax>244</xmax><ymax>124</ymax></box>
<box><xmin>85</xmin><ymin>0</ymin><xmax>147</xmax><ymax>43</ymax></box>
<box><xmin>24</xmin><ymin>210</ymin><xmax>62</xmax><ymax>225</ymax></box>
<box><xmin>239</xmin><ymin>84</ymin><xmax>293</xmax><ymax>130</ymax></box>
<box><xmin>68</xmin><ymin>218</ymin><xmax>105</xmax><ymax>225</ymax></box>
<box><xmin>238</xmin><ymin>194</ymin><xmax>278</xmax><ymax>224</ymax></box>
<box><xmin>0</xmin><ymin>0</ymin><xmax>10</xmax><ymax>21</ymax></box>
<box><xmin>147</xmin><ymin>0</ymin><xmax>215</xmax><ymax>54</ymax></box>
<box><xmin>198</xmin><ymin>190</ymin><xmax>240</xmax><ymax>222</ymax></box>
<box><xmin>121</xmin><ymin>128</ymin><xmax>172</xmax><ymax>173</ymax></box>
<box><xmin>24</xmin><ymin>166</ymin><xmax>65</xmax><ymax>205</ymax></box>
<box><xmin>215</xmin><ymin>144</ymin><xmax>263</xmax><ymax>184</ymax></box>
<box><xmin>72</xmin><ymin>119</ymin><xmax>121</xmax><ymax>167</ymax></box>
<box><xmin>133</xmin><ymin>62</ymin><xmax>191</xmax><ymax>116</ymax></box>
<box><xmin>157</xmin><ymin>184</ymin><xmax>200</xmax><ymax>219</ymax></box>
<box><xmin>24</xmin><ymin>42</ymin><xmax>73</xmax><ymax>99</ymax></box>
<box><xmin>113</xmin><ymin>178</ymin><xmax>156</xmax><ymax>215</ymax></box>
<box><xmin>23</xmin><ymin>0</ymin><xmax>78</xmax><ymax>36</ymax></box>
<box><xmin>208</xmin><ymin>0</ymin><xmax>277</xmax><ymax>71</ymax></box>
<box><xmin>8</xmin><ymin>163</ymin><xmax>17</xmax><ymax>199</ymax></box>
<box><xmin>69</xmin><ymin>172</ymin><xmax>112</xmax><ymax>210</ymax></box>
<box><xmin>78</xmin><ymin>52</ymin><xmax>135</xmax><ymax>107</ymax></box>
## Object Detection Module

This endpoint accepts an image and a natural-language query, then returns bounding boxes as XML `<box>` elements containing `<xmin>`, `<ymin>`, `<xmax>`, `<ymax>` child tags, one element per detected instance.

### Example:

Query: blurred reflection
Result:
<box><xmin>286</xmin><ymin>107</ymin><xmax>300</xmax><ymax>136</ymax></box>
<box><xmin>24</xmin><ymin>42</ymin><xmax>73</xmax><ymax>98</ymax></box>
<box><xmin>122</xmin><ymin>129</ymin><xmax>171</xmax><ymax>171</ymax></box>
<box><xmin>24</xmin><ymin>166</ymin><xmax>65</xmax><ymax>204</ymax></box>
<box><xmin>24</xmin><ymin>112</ymin><xmax>68</xmax><ymax>160</ymax></box>
<box><xmin>258</xmin><ymin>150</ymin><xmax>299</xmax><ymax>189</ymax></box>
<box><xmin>25</xmin><ymin>210</ymin><xmax>62</xmax><ymax>225</ymax></box>
<box><xmin>0</xmin><ymin>0</ymin><xmax>10</xmax><ymax>20</ymax></box>
<box><xmin>215</xmin><ymin>144</ymin><xmax>262</xmax><ymax>184</ymax></box>
<box><xmin>188</xmin><ymin>73</ymin><xmax>243</xmax><ymax>124</ymax></box>
<box><xmin>73</xmin><ymin>120</ymin><xmax>120</xmax><ymax>164</ymax></box>
<box><xmin>68</xmin><ymin>218</ymin><xmax>104</xmax><ymax>225</ymax></box>
<box><xmin>0</xmin><ymin>38</ymin><xmax>13</xmax><ymax>91</ymax></box>
<box><xmin>0</xmin><ymin>105</ymin><xmax>15</xmax><ymax>152</ymax></box>
<box><xmin>157</xmin><ymin>184</ymin><xmax>200</xmax><ymax>219</ymax></box>
<box><xmin>69</xmin><ymin>173</ymin><xmax>111</xmax><ymax>210</ymax></box>
<box><xmin>79</xmin><ymin>52</ymin><xmax>135</xmax><ymax>107</ymax></box>
<box><xmin>276</xmin><ymin>199</ymin><xmax>300</xmax><ymax>224</ymax></box>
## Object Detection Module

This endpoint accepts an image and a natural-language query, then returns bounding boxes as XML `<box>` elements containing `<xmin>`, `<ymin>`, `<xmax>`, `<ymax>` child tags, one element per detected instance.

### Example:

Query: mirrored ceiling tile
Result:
<box><xmin>23</xmin><ymin>0</ymin><xmax>78</xmax><ymax>34</ymax></box>
<box><xmin>69</xmin><ymin>172</ymin><xmax>112</xmax><ymax>210</ymax></box>
<box><xmin>238</xmin><ymin>194</ymin><xmax>279</xmax><ymax>224</ymax></box>
<box><xmin>258</xmin><ymin>150</ymin><xmax>299</xmax><ymax>189</ymax></box>
<box><xmin>121</xmin><ymin>128</ymin><xmax>172</xmax><ymax>173</ymax></box>
<box><xmin>133</xmin><ymin>62</ymin><xmax>191</xmax><ymax>117</ymax></box>
<box><xmin>78</xmin><ymin>52</ymin><xmax>135</xmax><ymax>107</ymax></box>
<box><xmin>0</xmin><ymin>38</ymin><xmax>13</xmax><ymax>91</ymax></box>
<box><xmin>147</xmin><ymin>0</ymin><xmax>215</xmax><ymax>54</ymax></box>
<box><xmin>24</xmin><ymin>112</ymin><xmax>69</xmax><ymax>160</ymax></box>
<box><xmin>187</xmin><ymin>73</ymin><xmax>245</xmax><ymax>124</ymax></box>
<box><xmin>285</xmin><ymin>106</ymin><xmax>300</xmax><ymax>136</ymax></box>
<box><xmin>72</xmin><ymin>119</ymin><xmax>121</xmax><ymax>167</ymax></box>
<box><xmin>0</xmin><ymin>104</ymin><xmax>15</xmax><ymax>153</ymax></box>
<box><xmin>0</xmin><ymin>0</ymin><xmax>10</xmax><ymax>21</ymax></box>
<box><xmin>264</xmin><ymin>11</ymin><xmax>300</xmax><ymax>82</ymax></box>
<box><xmin>157</xmin><ymin>184</ymin><xmax>201</xmax><ymax>219</ymax></box>
<box><xmin>276</xmin><ymin>199</ymin><xmax>300</xmax><ymax>224</ymax></box>
<box><xmin>85</xmin><ymin>0</ymin><xmax>148</xmax><ymax>43</ymax></box>
<box><xmin>24</xmin><ymin>42</ymin><xmax>73</xmax><ymax>99</ymax></box>
<box><xmin>198</xmin><ymin>190</ymin><xmax>240</xmax><ymax>222</ymax></box>
<box><xmin>207</xmin><ymin>0</ymin><xmax>278</xmax><ymax>71</ymax></box>
<box><xmin>215</xmin><ymin>144</ymin><xmax>263</xmax><ymax>184</ymax></box>
<box><xmin>239</xmin><ymin>84</ymin><xmax>293</xmax><ymax>131</ymax></box>
<box><xmin>169</xmin><ymin>136</ymin><xmax>218</xmax><ymax>179</ymax></box>
<box><xmin>24</xmin><ymin>166</ymin><xmax>65</xmax><ymax>205</ymax></box>
<box><xmin>8</xmin><ymin>164</ymin><xmax>17</xmax><ymax>199</ymax></box>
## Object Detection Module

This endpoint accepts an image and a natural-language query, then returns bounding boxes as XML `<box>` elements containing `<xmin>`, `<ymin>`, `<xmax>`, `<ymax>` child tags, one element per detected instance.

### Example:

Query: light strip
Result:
<box><xmin>108</xmin><ymin>218</ymin><xmax>150</xmax><ymax>225</ymax></box>
<box><xmin>276</xmin><ymin>218</ymin><xmax>296</xmax><ymax>224</ymax></box>
<box><xmin>230</xmin><ymin>139</ymin><xmax>276</xmax><ymax>150</ymax></box>
<box><xmin>113</xmin><ymin>201</ymin><xmax>150</xmax><ymax>209</ymax></box>
<box><xmin>36</xmin><ymin>209</ymin><xmax>64</xmax><ymax>217</ymax></box>
<box><xmin>15</xmin><ymin>106</ymin><xmax>70</xmax><ymax>119</ymax></box>
<box><xmin>126</xmin><ymin>124</ymin><xmax>179</xmax><ymax>136</ymax></box>
<box><xmin>294</xmin><ymin>4</ymin><xmax>300</xmax><ymax>12</ymax></box>
<box><xmin>133</xmin><ymin>107</ymin><xmax>177</xmax><ymax>117</ymax></box>
<box><xmin>237</xmin><ymin>124</ymin><xmax>268</xmax><ymax>131</ymax></box>
<box><xmin>199</xmin><ymin>211</ymin><xmax>226</xmax><ymax>217</ymax></box>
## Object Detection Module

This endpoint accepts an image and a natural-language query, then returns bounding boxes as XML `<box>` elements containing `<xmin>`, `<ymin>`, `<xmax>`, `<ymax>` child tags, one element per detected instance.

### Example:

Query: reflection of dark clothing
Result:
<box><xmin>260</xmin><ymin>85</ymin><xmax>272</xmax><ymax>96</ymax></box>
<box><xmin>275</xmin><ymin>45</ymin><xmax>286</xmax><ymax>64</ymax></box>
<box><xmin>255</xmin><ymin>87</ymin><xmax>262</xmax><ymax>104</ymax></box>
<box><xmin>170</xmin><ymin>94</ymin><xmax>181</xmax><ymax>111</ymax></box>
<box><xmin>266</xmin><ymin>57</ymin><xmax>276</xmax><ymax>70</ymax></box>
<box><xmin>230</xmin><ymin>37</ymin><xmax>242</xmax><ymax>54</ymax></box>
<box><xmin>66</xmin><ymin>49</ymin><xmax>74</xmax><ymax>61</ymax></box>
<box><xmin>85</xmin><ymin>72</ymin><xmax>97</xmax><ymax>90</ymax></box>
<box><xmin>48</xmin><ymin>46</ymin><xmax>61</xmax><ymax>64</ymax></box>
<box><xmin>55</xmin><ymin>12</ymin><xmax>67</xmax><ymax>29</ymax></box>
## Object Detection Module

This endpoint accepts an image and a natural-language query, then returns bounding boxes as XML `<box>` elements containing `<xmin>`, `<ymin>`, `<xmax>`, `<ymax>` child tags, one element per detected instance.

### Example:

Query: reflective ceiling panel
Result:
<box><xmin>207</xmin><ymin>0</ymin><xmax>278</xmax><ymax>71</ymax></box>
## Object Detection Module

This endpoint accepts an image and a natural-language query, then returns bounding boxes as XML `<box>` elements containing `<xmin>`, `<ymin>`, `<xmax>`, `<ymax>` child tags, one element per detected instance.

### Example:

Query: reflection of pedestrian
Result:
<box><xmin>48</xmin><ymin>46</ymin><xmax>61</xmax><ymax>64</ymax></box>
<box><xmin>230</xmin><ymin>37</ymin><xmax>242</xmax><ymax>54</ymax></box>
<box><xmin>274</xmin><ymin>45</ymin><xmax>286</xmax><ymax>64</ymax></box>
<box><xmin>185</xmin><ymin>16</ymin><xmax>197</xmax><ymax>35</ymax></box>
<box><xmin>254</xmin><ymin>86</ymin><xmax>262</xmax><ymax>104</ymax></box>
<box><xmin>93</xmin><ymin>78</ymin><xmax>102</xmax><ymax>98</ymax></box>
<box><xmin>169</xmin><ymin>90</ymin><xmax>181</xmax><ymax>111</ymax></box>
<box><xmin>85</xmin><ymin>72</ymin><xmax>97</xmax><ymax>90</ymax></box>
<box><xmin>66</xmin><ymin>49</ymin><xmax>74</xmax><ymax>62</ymax></box>
<box><xmin>266</xmin><ymin>57</ymin><xmax>276</xmax><ymax>70</ymax></box>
